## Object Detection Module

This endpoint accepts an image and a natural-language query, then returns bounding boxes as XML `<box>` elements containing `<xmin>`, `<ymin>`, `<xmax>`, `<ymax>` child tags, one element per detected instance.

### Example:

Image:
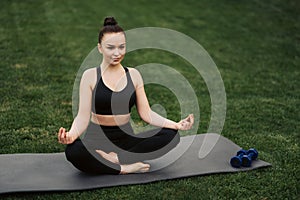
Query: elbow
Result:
<box><xmin>80</xmin><ymin>117</ymin><xmax>90</xmax><ymax>126</ymax></box>
<box><xmin>74</xmin><ymin>115</ymin><xmax>90</xmax><ymax>128</ymax></box>
<box><xmin>138</xmin><ymin>109</ymin><xmax>152</xmax><ymax>124</ymax></box>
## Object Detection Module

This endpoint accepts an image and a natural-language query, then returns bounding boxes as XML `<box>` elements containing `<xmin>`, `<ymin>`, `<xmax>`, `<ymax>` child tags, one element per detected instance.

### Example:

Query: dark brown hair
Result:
<box><xmin>98</xmin><ymin>17</ymin><xmax>124</xmax><ymax>44</ymax></box>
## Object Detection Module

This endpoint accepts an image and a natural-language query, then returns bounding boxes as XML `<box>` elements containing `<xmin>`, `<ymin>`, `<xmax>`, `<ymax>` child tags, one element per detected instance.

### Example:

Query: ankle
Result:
<box><xmin>120</xmin><ymin>165</ymin><xmax>128</xmax><ymax>174</ymax></box>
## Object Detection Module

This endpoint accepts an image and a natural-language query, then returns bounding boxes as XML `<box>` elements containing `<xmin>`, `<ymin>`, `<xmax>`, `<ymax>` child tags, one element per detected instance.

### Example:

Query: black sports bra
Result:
<box><xmin>91</xmin><ymin>66</ymin><xmax>136</xmax><ymax>115</ymax></box>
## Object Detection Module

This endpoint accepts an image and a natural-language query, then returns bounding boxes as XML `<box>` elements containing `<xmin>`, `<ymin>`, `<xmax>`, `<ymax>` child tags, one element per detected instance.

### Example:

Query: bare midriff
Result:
<box><xmin>91</xmin><ymin>112</ymin><xmax>131</xmax><ymax>126</ymax></box>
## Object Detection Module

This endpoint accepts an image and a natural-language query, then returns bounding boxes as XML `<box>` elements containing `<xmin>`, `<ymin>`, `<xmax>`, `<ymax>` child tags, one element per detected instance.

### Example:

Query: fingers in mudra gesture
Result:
<box><xmin>176</xmin><ymin>114</ymin><xmax>194</xmax><ymax>130</ymax></box>
<box><xmin>57</xmin><ymin>127</ymin><xmax>75</xmax><ymax>144</ymax></box>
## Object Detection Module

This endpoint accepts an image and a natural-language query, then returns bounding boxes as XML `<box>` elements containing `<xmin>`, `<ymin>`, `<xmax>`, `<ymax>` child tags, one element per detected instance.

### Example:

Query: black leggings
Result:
<box><xmin>65</xmin><ymin>122</ymin><xmax>180</xmax><ymax>174</ymax></box>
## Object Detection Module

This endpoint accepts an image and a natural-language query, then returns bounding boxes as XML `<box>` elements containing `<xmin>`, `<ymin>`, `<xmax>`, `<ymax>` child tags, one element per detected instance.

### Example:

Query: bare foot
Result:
<box><xmin>96</xmin><ymin>150</ymin><xmax>119</xmax><ymax>164</ymax></box>
<box><xmin>120</xmin><ymin>162</ymin><xmax>150</xmax><ymax>174</ymax></box>
<box><xmin>108</xmin><ymin>152</ymin><xmax>119</xmax><ymax>164</ymax></box>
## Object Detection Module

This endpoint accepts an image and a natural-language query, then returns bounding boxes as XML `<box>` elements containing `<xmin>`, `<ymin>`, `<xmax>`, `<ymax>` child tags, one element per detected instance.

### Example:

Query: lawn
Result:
<box><xmin>0</xmin><ymin>0</ymin><xmax>299</xmax><ymax>199</ymax></box>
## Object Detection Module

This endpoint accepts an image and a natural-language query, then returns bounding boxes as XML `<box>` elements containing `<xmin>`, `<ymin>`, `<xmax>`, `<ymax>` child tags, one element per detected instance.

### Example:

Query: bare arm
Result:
<box><xmin>58</xmin><ymin>68</ymin><xmax>95</xmax><ymax>144</ymax></box>
<box><xmin>131</xmin><ymin>68</ymin><xmax>194</xmax><ymax>130</ymax></box>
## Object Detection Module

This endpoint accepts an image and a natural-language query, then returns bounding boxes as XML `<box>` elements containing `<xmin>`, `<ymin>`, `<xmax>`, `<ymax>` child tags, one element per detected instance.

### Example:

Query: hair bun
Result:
<box><xmin>104</xmin><ymin>17</ymin><xmax>118</xmax><ymax>26</ymax></box>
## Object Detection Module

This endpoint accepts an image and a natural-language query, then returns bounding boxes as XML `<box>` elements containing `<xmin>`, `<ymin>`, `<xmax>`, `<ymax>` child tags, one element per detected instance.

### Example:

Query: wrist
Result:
<box><xmin>165</xmin><ymin>121</ymin><xmax>180</xmax><ymax>130</ymax></box>
<box><xmin>68</xmin><ymin>130</ymin><xmax>79</xmax><ymax>141</ymax></box>
<box><xmin>174</xmin><ymin>122</ymin><xmax>181</xmax><ymax>130</ymax></box>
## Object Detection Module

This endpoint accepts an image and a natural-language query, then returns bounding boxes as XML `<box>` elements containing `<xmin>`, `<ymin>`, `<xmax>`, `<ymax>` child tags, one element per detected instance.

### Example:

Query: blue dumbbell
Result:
<box><xmin>230</xmin><ymin>149</ymin><xmax>248</xmax><ymax>168</ymax></box>
<box><xmin>242</xmin><ymin>148</ymin><xmax>258</xmax><ymax>167</ymax></box>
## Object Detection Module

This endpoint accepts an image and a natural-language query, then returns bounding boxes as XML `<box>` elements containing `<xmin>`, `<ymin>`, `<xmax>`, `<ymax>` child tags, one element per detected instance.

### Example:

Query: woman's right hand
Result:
<box><xmin>57</xmin><ymin>127</ymin><xmax>76</xmax><ymax>144</ymax></box>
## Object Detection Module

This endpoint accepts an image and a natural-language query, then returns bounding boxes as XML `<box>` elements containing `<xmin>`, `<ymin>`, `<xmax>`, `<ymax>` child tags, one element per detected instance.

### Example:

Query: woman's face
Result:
<box><xmin>98</xmin><ymin>32</ymin><xmax>126</xmax><ymax>66</ymax></box>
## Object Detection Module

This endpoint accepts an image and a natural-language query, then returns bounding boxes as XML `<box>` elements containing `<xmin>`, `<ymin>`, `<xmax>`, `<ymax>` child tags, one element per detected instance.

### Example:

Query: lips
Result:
<box><xmin>113</xmin><ymin>58</ymin><xmax>121</xmax><ymax>62</ymax></box>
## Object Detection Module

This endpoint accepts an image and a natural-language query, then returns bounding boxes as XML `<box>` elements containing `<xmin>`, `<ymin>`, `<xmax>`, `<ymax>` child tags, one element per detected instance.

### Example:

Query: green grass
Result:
<box><xmin>0</xmin><ymin>0</ymin><xmax>299</xmax><ymax>199</ymax></box>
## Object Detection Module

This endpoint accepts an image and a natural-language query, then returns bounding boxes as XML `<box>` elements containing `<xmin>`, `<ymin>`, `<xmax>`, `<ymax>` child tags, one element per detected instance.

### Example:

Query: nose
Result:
<box><xmin>113</xmin><ymin>48</ymin><xmax>121</xmax><ymax>56</ymax></box>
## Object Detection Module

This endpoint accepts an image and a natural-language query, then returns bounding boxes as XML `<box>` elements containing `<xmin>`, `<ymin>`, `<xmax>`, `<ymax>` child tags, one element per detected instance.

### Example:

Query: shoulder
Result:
<box><xmin>82</xmin><ymin>67</ymin><xmax>97</xmax><ymax>77</ymax></box>
<box><xmin>127</xmin><ymin>67</ymin><xmax>142</xmax><ymax>78</ymax></box>
<box><xmin>127</xmin><ymin>67</ymin><xmax>144</xmax><ymax>88</ymax></box>
<box><xmin>81</xmin><ymin>67</ymin><xmax>97</xmax><ymax>79</ymax></box>
<box><xmin>80</xmin><ymin>67</ymin><xmax>98</xmax><ymax>88</ymax></box>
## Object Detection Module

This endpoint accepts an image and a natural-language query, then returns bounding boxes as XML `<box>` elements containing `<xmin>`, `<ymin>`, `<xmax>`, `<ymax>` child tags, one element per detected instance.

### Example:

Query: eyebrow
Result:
<box><xmin>106</xmin><ymin>43</ymin><xmax>126</xmax><ymax>47</ymax></box>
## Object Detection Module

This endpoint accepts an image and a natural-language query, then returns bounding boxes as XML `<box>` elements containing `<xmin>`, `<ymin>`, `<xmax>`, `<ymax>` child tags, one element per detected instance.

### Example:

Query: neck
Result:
<box><xmin>100</xmin><ymin>62</ymin><xmax>123</xmax><ymax>73</ymax></box>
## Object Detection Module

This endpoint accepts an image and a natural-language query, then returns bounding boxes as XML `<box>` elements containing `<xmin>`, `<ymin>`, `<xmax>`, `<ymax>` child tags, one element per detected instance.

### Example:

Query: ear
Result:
<box><xmin>97</xmin><ymin>43</ymin><xmax>102</xmax><ymax>54</ymax></box>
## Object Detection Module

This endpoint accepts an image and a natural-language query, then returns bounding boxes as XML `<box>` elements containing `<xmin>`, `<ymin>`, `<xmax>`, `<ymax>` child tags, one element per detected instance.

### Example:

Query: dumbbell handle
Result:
<box><xmin>242</xmin><ymin>150</ymin><xmax>258</xmax><ymax>167</ymax></box>
<box><xmin>247</xmin><ymin>152</ymin><xmax>255</xmax><ymax>158</ymax></box>
<box><xmin>246</xmin><ymin>148</ymin><xmax>258</xmax><ymax>160</ymax></box>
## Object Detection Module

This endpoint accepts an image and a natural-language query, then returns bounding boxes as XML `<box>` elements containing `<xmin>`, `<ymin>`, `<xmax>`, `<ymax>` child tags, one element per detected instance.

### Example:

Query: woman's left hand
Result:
<box><xmin>176</xmin><ymin>114</ymin><xmax>194</xmax><ymax>130</ymax></box>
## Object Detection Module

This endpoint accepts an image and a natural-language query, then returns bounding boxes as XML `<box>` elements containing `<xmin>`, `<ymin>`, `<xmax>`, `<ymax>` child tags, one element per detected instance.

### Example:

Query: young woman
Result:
<box><xmin>57</xmin><ymin>17</ymin><xmax>194</xmax><ymax>175</ymax></box>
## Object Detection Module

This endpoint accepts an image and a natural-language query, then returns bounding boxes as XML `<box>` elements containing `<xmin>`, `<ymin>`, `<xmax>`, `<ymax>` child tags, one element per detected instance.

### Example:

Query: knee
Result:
<box><xmin>65</xmin><ymin>144</ymin><xmax>75</xmax><ymax>162</ymax></box>
<box><xmin>65</xmin><ymin>140</ymin><xmax>83</xmax><ymax>162</ymax></box>
<box><xmin>163</xmin><ymin>128</ymin><xmax>180</xmax><ymax>145</ymax></box>
<box><xmin>172</xmin><ymin>130</ymin><xmax>180</xmax><ymax>145</ymax></box>
<box><xmin>65</xmin><ymin>145</ymin><xmax>73</xmax><ymax>161</ymax></box>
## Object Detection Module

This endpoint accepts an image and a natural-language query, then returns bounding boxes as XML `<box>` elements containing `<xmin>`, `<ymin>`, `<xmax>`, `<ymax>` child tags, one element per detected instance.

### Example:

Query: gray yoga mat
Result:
<box><xmin>0</xmin><ymin>133</ymin><xmax>271</xmax><ymax>194</ymax></box>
